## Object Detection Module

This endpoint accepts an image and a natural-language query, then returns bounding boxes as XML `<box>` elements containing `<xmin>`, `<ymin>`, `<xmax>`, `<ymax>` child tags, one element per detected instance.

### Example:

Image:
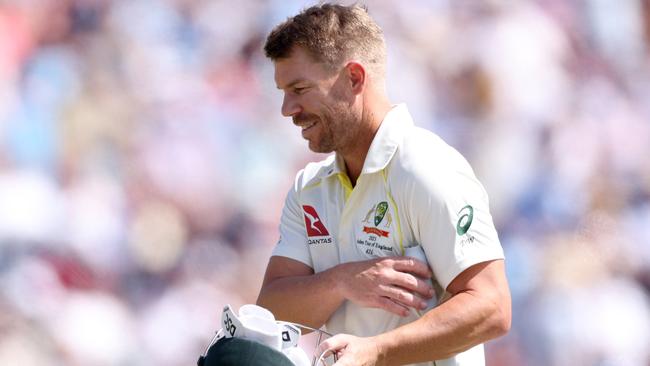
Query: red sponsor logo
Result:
<box><xmin>303</xmin><ymin>205</ymin><xmax>330</xmax><ymax>237</ymax></box>
<box><xmin>363</xmin><ymin>226</ymin><xmax>390</xmax><ymax>238</ymax></box>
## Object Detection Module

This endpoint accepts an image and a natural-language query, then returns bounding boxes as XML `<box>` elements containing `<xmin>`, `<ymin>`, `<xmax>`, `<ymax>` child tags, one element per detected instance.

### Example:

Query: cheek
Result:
<box><xmin>322</xmin><ymin>104</ymin><xmax>353</xmax><ymax>136</ymax></box>
<box><xmin>319</xmin><ymin>104</ymin><xmax>341</xmax><ymax>129</ymax></box>
<box><xmin>322</xmin><ymin>91</ymin><xmax>347</xmax><ymax>113</ymax></box>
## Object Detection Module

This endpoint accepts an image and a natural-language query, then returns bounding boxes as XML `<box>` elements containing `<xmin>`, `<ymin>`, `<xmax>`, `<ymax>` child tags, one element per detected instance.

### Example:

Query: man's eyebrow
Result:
<box><xmin>277</xmin><ymin>79</ymin><xmax>307</xmax><ymax>90</ymax></box>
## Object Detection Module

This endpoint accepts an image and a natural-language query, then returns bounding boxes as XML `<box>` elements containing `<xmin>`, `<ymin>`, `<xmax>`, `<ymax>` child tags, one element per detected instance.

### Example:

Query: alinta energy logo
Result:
<box><xmin>302</xmin><ymin>205</ymin><xmax>332</xmax><ymax>244</ymax></box>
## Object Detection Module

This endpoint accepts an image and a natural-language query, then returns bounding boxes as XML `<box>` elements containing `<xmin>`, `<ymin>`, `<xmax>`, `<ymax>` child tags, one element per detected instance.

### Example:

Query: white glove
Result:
<box><xmin>221</xmin><ymin>304</ymin><xmax>282</xmax><ymax>350</ymax></box>
<box><xmin>282</xmin><ymin>347</ymin><xmax>311</xmax><ymax>366</ymax></box>
<box><xmin>220</xmin><ymin>304</ymin><xmax>311</xmax><ymax>366</ymax></box>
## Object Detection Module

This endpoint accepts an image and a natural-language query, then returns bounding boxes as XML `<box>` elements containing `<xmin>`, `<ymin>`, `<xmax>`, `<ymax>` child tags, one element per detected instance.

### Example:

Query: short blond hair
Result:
<box><xmin>264</xmin><ymin>3</ymin><xmax>386</xmax><ymax>74</ymax></box>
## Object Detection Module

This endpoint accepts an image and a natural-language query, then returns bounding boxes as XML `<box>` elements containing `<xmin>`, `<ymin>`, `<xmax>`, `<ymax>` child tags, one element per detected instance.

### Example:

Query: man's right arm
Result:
<box><xmin>256</xmin><ymin>256</ymin><xmax>344</xmax><ymax>330</ymax></box>
<box><xmin>256</xmin><ymin>255</ymin><xmax>435</xmax><ymax>331</ymax></box>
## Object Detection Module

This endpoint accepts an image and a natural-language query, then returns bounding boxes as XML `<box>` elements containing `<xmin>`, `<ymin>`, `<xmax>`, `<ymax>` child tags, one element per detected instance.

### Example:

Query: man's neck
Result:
<box><xmin>339</xmin><ymin>99</ymin><xmax>392</xmax><ymax>186</ymax></box>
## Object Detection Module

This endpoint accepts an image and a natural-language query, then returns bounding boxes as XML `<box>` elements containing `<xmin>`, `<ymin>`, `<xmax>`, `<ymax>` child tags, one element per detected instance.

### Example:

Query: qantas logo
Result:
<box><xmin>302</xmin><ymin>205</ymin><xmax>330</xmax><ymax>237</ymax></box>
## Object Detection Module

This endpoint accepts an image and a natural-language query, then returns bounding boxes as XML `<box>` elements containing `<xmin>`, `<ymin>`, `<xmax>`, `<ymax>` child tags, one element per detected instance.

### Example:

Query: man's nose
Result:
<box><xmin>281</xmin><ymin>94</ymin><xmax>301</xmax><ymax>117</ymax></box>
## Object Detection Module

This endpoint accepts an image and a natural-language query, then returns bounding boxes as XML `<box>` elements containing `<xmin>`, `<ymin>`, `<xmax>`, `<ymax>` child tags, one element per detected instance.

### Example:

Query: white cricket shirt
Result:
<box><xmin>273</xmin><ymin>104</ymin><xmax>504</xmax><ymax>366</ymax></box>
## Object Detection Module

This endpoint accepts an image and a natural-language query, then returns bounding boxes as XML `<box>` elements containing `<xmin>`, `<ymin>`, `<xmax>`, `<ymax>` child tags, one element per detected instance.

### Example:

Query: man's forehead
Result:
<box><xmin>274</xmin><ymin>66</ymin><xmax>308</xmax><ymax>90</ymax></box>
<box><xmin>274</xmin><ymin>61</ymin><xmax>317</xmax><ymax>89</ymax></box>
<box><xmin>273</xmin><ymin>47</ymin><xmax>333</xmax><ymax>89</ymax></box>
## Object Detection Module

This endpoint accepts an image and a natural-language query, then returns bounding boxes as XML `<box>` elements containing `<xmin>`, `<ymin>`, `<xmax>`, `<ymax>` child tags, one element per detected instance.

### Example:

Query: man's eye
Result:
<box><xmin>294</xmin><ymin>87</ymin><xmax>307</xmax><ymax>94</ymax></box>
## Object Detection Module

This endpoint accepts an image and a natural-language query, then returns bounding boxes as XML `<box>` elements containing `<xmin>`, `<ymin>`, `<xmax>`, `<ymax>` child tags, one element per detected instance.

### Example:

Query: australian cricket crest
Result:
<box><xmin>357</xmin><ymin>200</ymin><xmax>397</xmax><ymax>257</ymax></box>
<box><xmin>374</xmin><ymin>201</ymin><xmax>388</xmax><ymax>226</ymax></box>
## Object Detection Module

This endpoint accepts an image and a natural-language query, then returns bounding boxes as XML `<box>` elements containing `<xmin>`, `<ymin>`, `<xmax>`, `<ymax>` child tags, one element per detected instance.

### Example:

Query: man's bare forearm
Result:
<box><xmin>375</xmin><ymin>288</ymin><xmax>511</xmax><ymax>364</ymax></box>
<box><xmin>256</xmin><ymin>266</ymin><xmax>345</xmax><ymax>330</ymax></box>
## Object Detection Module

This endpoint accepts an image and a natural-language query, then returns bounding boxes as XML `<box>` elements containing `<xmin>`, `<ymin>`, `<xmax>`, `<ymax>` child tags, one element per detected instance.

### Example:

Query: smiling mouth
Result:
<box><xmin>301</xmin><ymin>121</ymin><xmax>317</xmax><ymax>131</ymax></box>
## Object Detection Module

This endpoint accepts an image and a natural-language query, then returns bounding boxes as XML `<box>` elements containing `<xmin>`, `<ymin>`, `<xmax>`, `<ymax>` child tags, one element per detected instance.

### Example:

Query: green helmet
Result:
<box><xmin>198</xmin><ymin>337</ymin><xmax>293</xmax><ymax>366</ymax></box>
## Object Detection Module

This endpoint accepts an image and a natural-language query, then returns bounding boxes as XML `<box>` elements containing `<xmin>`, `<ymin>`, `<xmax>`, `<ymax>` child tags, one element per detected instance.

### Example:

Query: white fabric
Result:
<box><xmin>282</xmin><ymin>347</ymin><xmax>311</xmax><ymax>366</ymax></box>
<box><xmin>221</xmin><ymin>304</ymin><xmax>283</xmax><ymax>351</ymax></box>
<box><xmin>273</xmin><ymin>104</ymin><xmax>504</xmax><ymax>366</ymax></box>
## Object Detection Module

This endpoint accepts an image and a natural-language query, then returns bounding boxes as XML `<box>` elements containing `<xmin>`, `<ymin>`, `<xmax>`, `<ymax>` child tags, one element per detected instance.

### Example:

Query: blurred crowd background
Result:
<box><xmin>1</xmin><ymin>0</ymin><xmax>649</xmax><ymax>365</ymax></box>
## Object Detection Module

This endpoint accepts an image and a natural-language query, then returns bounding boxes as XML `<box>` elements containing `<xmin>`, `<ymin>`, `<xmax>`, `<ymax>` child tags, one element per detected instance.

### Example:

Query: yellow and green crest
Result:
<box><xmin>374</xmin><ymin>201</ymin><xmax>388</xmax><ymax>226</ymax></box>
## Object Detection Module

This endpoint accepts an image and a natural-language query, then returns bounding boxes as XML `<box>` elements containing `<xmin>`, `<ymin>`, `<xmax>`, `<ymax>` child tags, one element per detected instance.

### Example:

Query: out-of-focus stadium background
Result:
<box><xmin>1</xmin><ymin>0</ymin><xmax>649</xmax><ymax>365</ymax></box>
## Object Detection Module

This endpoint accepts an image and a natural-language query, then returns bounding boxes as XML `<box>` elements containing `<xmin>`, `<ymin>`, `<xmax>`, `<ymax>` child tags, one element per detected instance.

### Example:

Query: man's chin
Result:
<box><xmin>307</xmin><ymin>141</ymin><xmax>334</xmax><ymax>154</ymax></box>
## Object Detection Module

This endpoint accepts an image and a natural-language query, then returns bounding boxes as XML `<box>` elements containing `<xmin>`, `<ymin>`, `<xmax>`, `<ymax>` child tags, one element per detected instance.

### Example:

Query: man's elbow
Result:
<box><xmin>487</xmin><ymin>296</ymin><xmax>511</xmax><ymax>339</ymax></box>
<box><xmin>255</xmin><ymin>285</ymin><xmax>274</xmax><ymax>310</ymax></box>
<box><xmin>492</xmin><ymin>308</ymin><xmax>511</xmax><ymax>338</ymax></box>
<box><xmin>255</xmin><ymin>278</ymin><xmax>277</xmax><ymax>306</ymax></box>
<box><xmin>255</xmin><ymin>293</ymin><xmax>265</xmax><ymax>308</ymax></box>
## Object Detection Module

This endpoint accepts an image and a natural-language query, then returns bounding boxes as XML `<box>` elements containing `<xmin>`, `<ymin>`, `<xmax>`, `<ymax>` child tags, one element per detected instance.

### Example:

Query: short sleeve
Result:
<box><xmin>409</xmin><ymin>162</ymin><xmax>504</xmax><ymax>290</ymax></box>
<box><xmin>272</xmin><ymin>177</ymin><xmax>313</xmax><ymax>268</ymax></box>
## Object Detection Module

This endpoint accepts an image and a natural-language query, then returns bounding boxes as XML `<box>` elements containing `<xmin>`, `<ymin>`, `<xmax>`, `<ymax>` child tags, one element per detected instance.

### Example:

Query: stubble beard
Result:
<box><xmin>310</xmin><ymin>104</ymin><xmax>359</xmax><ymax>154</ymax></box>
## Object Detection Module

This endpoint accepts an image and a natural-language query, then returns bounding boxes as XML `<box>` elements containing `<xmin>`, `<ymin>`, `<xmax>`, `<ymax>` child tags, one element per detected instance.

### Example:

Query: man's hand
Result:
<box><xmin>318</xmin><ymin>334</ymin><xmax>383</xmax><ymax>366</ymax></box>
<box><xmin>335</xmin><ymin>257</ymin><xmax>435</xmax><ymax>317</ymax></box>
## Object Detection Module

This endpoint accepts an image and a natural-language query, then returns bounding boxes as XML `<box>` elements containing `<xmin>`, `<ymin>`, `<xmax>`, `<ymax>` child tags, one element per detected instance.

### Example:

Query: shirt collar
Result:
<box><xmin>313</xmin><ymin>104</ymin><xmax>414</xmax><ymax>180</ymax></box>
<box><xmin>309</xmin><ymin>154</ymin><xmax>344</xmax><ymax>182</ymax></box>
<box><xmin>360</xmin><ymin>103</ymin><xmax>413</xmax><ymax>175</ymax></box>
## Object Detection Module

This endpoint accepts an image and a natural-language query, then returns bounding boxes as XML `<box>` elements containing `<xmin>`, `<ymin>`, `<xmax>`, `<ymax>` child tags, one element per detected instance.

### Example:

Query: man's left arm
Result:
<box><xmin>318</xmin><ymin>258</ymin><xmax>511</xmax><ymax>365</ymax></box>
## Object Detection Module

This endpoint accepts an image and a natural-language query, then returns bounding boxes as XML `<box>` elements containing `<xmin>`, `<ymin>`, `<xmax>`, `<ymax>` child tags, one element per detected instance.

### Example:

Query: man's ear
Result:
<box><xmin>345</xmin><ymin>61</ymin><xmax>366</xmax><ymax>95</ymax></box>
